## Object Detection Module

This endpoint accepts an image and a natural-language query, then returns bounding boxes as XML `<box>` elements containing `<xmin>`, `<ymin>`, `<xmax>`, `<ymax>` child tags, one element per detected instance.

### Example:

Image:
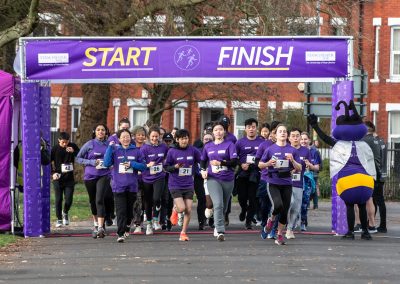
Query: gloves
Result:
<box><xmin>308</xmin><ymin>114</ymin><xmax>318</xmax><ymax>127</ymax></box>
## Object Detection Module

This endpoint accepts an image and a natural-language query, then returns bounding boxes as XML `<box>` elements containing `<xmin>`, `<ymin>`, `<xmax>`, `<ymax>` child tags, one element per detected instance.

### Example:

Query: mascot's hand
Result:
<box><xmin>308</xmin><ymin>114</ymin><xmax>318</xmax><ymax>127</ymax></box>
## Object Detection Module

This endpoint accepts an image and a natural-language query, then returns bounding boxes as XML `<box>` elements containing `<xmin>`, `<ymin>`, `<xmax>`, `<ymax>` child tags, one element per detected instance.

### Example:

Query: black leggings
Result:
<box><xmin>114</xmin><ymin>191</ymin><xmax>137</xmax><ymax>237</ymax></box>
<box><xmin>236</xmin><ymin>177</ymin><xmax>258</xmax><ymax>223</ymax></box>
<box><xmin>84</xmin><ymin>176</ymin><xmax>111</xmax><ymax>218</ymax></box>
<box><xmin>267</xmin><ymin>184</ymin><xmax>292</xmax><ymax>225</ymax></box>
<box><xmin>346</xmin><ymin>202</ymin><xmax>368</xmax><ymax>232</ymax></box>
<box><xmin>53</xmin><ymin>180</ymin><xmax>74</xmax><ymax>220</ymax></box>
<box><xmin>373</xmin><ymin>181</ymin><xmax>386</xmax><ymax>228</ymax></box>
<box><xmin>194</xmin><ymin>175</ymin><xmax>206</xmax><ymax>225</ymax></box>
<box><xmin>143</xmin><ymin>178</ymin><xmax>165</xmax><ymax>221</ymax></box>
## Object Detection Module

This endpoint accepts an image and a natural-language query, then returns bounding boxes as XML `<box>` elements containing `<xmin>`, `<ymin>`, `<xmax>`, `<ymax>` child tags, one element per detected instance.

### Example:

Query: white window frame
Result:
<box><xmin>390</xmin><ymin>26</ymin><xmax>400</xmax><ymax>81</ymax></box>
<box><xmin>129</xmin><ymin>107</ymin><xmax>148</xmax><ymax>128</ymax></box>
<box><xmin>113</xmin><ymin>98</ymin><xmax>121</xmax><ymax>132</ymax></box>
<box><xmin>370</xmin><ymin>18</ymin><xmax>382</xmax><ymax>83</ymax></box>
<box><xmin>330</xmin><ymin>17</ymin><xmax>347</xmax><ymax>36</ymax></box>
<box><xmin>239</xmin><ymin>17</ymin><xmax>259</xmax><ymax>36</ymax></box>
<box><xmin>232</xmin><ymin>101</ymin><xmax>260</xmax><ymax>138</ymax></box>
<box><xmin>174</xmin><ymin>108</ymin><xmax>185</xmax><ymax>129</ymax></box>
<box><xmin>388</xmin><ymin>111</ymin><xmax>400</xmax><ymax>145</ymax></box>
<box><xmin>71</xmin><ymin>106</ymin><xmax>81</xmax><ymax>133</ymax></box>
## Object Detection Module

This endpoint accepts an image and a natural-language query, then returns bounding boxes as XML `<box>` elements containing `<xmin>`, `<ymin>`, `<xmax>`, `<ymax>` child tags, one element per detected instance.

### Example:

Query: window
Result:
<box><xmin>390</xmin><ymin>27</ymin><xmax>400</xmax><ymax>79</ymax></box>
<box><xmin>130</xmin><ymin>108</ymin><xmax>148</xmax><ymax>127</ymax></box>
<box><xmin>234</xmin><ymin>109</ymin><xmax>258</xmax><ymax>138</ymax></box>
<box><xmin>134</xmin><ymin>15</ymin><xmax>166</xmax><ymax>36</ymax></box>
<box><xmin>287</xmin><ymin>17</ymin><xmax>321</xmax><ymax>36</ymax></box>
<box><xmin>174</xmin><ymin>108</ymin><xmax>185</xmax><ymax>129</ymax></box>
<box><xmin>203</xmin><ymin>16</ymin><xmax>224</xmax><ymax>36</ymax></box>
<box><xmin>239</xmin><ymin>17</ymin><xmax>259</xmax><ymax>36</ymax></box>
<box><xmin>50</xmin><ymin>106</ymin><xmax>59</xmax><ymax>131</ymax></box>
<box><xmin>389</xmin><ymin>112</ymin><xmax>400</xmax><ymax>145</ymax></box>
<box><xmin>71</xmin><ymin>106</ymin><xmax>81</xmax><ymax>141</ymax></box>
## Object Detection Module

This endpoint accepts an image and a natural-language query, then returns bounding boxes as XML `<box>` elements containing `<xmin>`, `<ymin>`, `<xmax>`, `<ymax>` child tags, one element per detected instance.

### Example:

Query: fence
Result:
<box><xmin>316</xmin><ymin>145</ymin><xmax>400</xmax><ymax>201</ymax></box>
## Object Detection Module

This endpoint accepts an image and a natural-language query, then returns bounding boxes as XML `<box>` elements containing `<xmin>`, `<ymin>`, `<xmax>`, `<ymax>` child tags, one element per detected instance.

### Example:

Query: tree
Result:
<box><xmin>0</xmin><ymin>0</ymin><xmax>40</xmax><ymax>72</ymax></box>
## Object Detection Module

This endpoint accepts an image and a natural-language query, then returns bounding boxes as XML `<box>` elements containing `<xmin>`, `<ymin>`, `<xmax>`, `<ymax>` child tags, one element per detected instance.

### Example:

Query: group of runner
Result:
<box><xmin>50</xmin><ymin>116</ymin><xmax>323</xmax><ymax>245</ymax></box>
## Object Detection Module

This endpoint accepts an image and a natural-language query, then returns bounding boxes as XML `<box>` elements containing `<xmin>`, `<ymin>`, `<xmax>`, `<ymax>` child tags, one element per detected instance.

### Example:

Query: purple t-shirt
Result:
<box><xmin>164</xmin><ymin>146</ymin><xmax>201</xmax><ymax>191</ymax></box>
<box><xmin>140</xmin><ymin>143</ymin><xmax>169</xmax><ymax>183</ymax></box>
<box><xmin>225</xmin><ymin>132</ymin><xmax>237</xmax><ymax>144</ymax></box>
<box><xmin>291</xmin><ymin>146</ymin><xmax>311</xmax><ymax>188</ymax></box>
<box><xmin>76</xmin><ymin>139</ymin><xmax>111</xmax><ymax>180</ymax></box>
<box><xmin>255</xmin><ymin>139</ymin><xmax>274</xmax><ymax>181</ymax></box>
<box><xmin>236</xmin><ymin>136</ymin><xmax>264</xmax><ymax>164</ymax></box>
<box><xmin>261</xmin><ymin>143</ymin><xmax>300</xmax><ymax>186</ymax></box>
<box><xmin>201</xmin><ymin>140</ymin><xmax>238</xmax><ymax>182</ymax></box>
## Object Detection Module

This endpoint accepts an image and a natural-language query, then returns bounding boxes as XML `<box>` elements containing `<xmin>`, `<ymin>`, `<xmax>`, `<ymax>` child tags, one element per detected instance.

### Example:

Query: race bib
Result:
<box><xmin>150</xmin><ymin>164</ymin><xmax>163</xmax><ymax>175</ymax></box>
<box><xmin>211</xmin><ymin>165</ymin><xmax>228</xmax><ymax>173</ymax></box>
<box><xmin>275</xmin><ymin>159</ymin><xmax>289</xmax><ymax>169</ymax></box>
<box><xmin>61</xmin><ymin>163</ymin><xmax>73</xmax><ymax>173</ymax></box>
<box><xmin>246</xmin><ymin>155</ymin><xmax>255</xmax><ymax>164</ymax></box>
<box><xmin>292</xmin><ymin>173</ymin><xmax>301</xmax><ymax>181</ymax></box>
<box><xmin>96</xmin><ymin>159</ymin><xmax>107</xmax><ymax>170</ymax></box>
<box><xmin>118</xmin><ymin>163</ymin><xmax>133</xmax><ymax>174</ymax></box>
<box><xmin>179</xmin><ymin>167</ymin><xmax>192</xmax><ymax>176</ymax></box>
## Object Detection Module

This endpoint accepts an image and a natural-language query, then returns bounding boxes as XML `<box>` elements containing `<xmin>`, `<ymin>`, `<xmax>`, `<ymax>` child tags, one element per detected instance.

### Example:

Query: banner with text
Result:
<box><xmin>22</xmin><ymin>37</ymin><xmax>350</xmax><ymax>83</ymax></box>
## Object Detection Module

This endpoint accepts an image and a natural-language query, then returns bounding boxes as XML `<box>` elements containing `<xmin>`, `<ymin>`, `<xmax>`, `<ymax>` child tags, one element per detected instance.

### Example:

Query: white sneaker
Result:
<box><xmin>117</xmin><ymin>236</ymin><xmax>125</xmax><ymax>243</ymax></box>
<box><xmin>217</xmin><ymin>233</ymin><xmax>225</xmax><ymax>241</ymax></box>
<box><xmin>153</xmin><ymin>220</ymin><xmax>162</xmax><ymax>231</ymax></box>
<box><xmin>285</xmin><ymin>229</ymin><xmax>295</xmax><ymax>239</ymax></box>
<box><xmin>62</xmin><ymin>213</ymin><xmax>69</xmax><ymax>226</ymax></box>
<box><xmin>146</xmin><ymin>223</ymin><xmax>153</xmax><ymax>235</ymax></box>
<box><xmin>55</xmin><ymin>220</ymin><xmax>62</xmax><ymax>228</ymax></box>
<box><xmin>213</xmin><ymin>227</ymin><xmax>218</xmax><ymax>237</ymax></box>
<box><xmin>124</xmin><ymin>231</ymin><xmax>130</xmax><ymax>238</ymax></box>
<box><xmin>133</xmin><ymin>225</ymin><xmax>142</xmax><ymax>234</ymax></box>
<box><xmin>178</xmin><ymin>213</ymin><xmax>184</xmax><ymax>226</ymax></box>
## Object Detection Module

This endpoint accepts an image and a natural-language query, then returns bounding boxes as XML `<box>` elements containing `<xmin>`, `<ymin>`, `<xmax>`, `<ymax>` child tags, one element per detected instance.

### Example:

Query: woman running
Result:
<box><xmin>76</xmin><ymin>124</ymin><xmax>112</xmax><ymax>238</ymax></box>
<box><xmin>200</xmin><ymin>122</ymin><xmax>238</xmax><ymax>241</ymax></box>
<box><xmin>165</xmin><ymin>129</ymin><xmax>201</xmax><ymax>241</ymax></box>
<box><xmin>259</xmin><ymin>124</ymin><xmax>302</xmax><ymax>245</ymax></box>
<box><xmin>140</xmin><ymin>126</ymin><xmax>169</xmax><ymax>235</ymax></box>
<box><xmin>103</xmin><ymin>129</ymin><xmax>146</xmax><ymax>243</ymax></box>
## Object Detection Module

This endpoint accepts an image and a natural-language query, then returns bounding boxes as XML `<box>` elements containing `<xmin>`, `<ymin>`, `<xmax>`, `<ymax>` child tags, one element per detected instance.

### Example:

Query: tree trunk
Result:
<box><xmin>147</xmin><ymin>84</ymin><xmax>173</xmax><ymax>126</ymax></box>
<box><xmin>74</xmin><ymin>84</ymin><xmax>110</xmax><ymax>182</ymax></box>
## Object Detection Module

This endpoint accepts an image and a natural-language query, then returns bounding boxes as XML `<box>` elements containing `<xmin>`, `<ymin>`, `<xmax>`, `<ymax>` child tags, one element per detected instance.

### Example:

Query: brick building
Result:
<box><xmin>48</xmin><ymin>1</ymin><xmax>400</xmax><ymax>145</ymax></box>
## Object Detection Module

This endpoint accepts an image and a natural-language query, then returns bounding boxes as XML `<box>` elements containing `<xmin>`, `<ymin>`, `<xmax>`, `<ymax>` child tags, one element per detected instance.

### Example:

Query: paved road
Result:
<box><xmin>1</xmin><ymin>202</ymin><xmax>399</xmax><ymax>284</ymax></box>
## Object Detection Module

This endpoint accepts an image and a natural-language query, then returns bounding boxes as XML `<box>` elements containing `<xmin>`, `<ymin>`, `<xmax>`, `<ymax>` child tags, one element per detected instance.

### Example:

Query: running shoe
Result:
<box><xmin>275</xmin><ymin>234</ymin><xmax>286</xmax><ymax>245</ymax></box>
<box><xmin>341</xmin><ymin>231</ymin><xmax>355</xmax><ymax>240</ymax></box>
<box><xmin>267</xmin><ymin>228</ymin><xmax>277</xmax><ymax>240</ymax></box>
<box><xmin>361</xmin><ymin>231</ymin><xmax>372</xmax><ymax>240</ymax></box>
<box><xmin>55</xmin><ymin>220</ymin><xmax>63</xmax><ymax>228</ymax></box>
<box><xmin>213</xmin><ymin>227</ymin><xmax>218</xmax><ymax>237</ymax></box>
<box><xmin>179</xmin><ymin>232</ymin><xmax>190</xmax><ymax>241</ymax></box>
<box><xmin>300</xmin><ymin>224</ymin><xmax>307</xmax><ymax>232</ymax></box>
<box><xmin>62</xmin><ymin>213</ymin><xmax>69</xmax><ymax>226</ymax></box>
<box><xmin>368</xmin><ymin>226</ymin><xmax>378</xmax><ymax>234</ymax></box>
<box><xmin>239</xmin><ymin>210</ymin><xmax>246</xmax><ymax>222</ymax></box>
<box><xmin>285</xmin><ymin>229</ymin><xmax>295</xmax><ymax>239</ymax></box>
<box><xmin>92</xmin><ymin>226</ymin><xmax>98</xmax><ymax>239</ymax></box>
<box><xmin>353</xmin><ymin>224</ymin><xmax>362</xmax><ymax>233</ymax></box>
<box><xmin>117</xmin><ymin>236</ymin><xmax>125</xmax><ymax>243</ymax></box>
<box><xmin>124</xmin><ymin>230</ymin><xmax>130</xmax><ymax>238</ymax></box>
<box><xmin>217</xmin><ymin>233</ymin><xmax>225</xmax><ymax>242</ymax></box>
<box><xmin>170</xmin><ymin>209</ymin><xmax>178</xmax><ymax>226</ymax></box>
<box><xmin>265</xmin><ymin>217</ymin><xmax>273</xmax><ymax>234</ymax></box>
<box><xmin>105</xmin><ymin>217</ymin><xmax>113</xmax><ymax>227</ymax></box>
<box><xmin>377</xmin><ymin>226</ymin><xmax>387</xmax><ymax>233</ymax></box>
<box><xmin>245</xmin><ymin>221</ymin><xmax>252</xmax><ymax>230</ymax></box>
<box><xmin>260</xmin><ymin>227</ymin><xmax>268</xmax><ymax>240</ymax></box>
<box><xmin>97</xmin><ymin>227</ymin><xmax>105</xmax><ymax>238</ymax></box>
<box><xmin>153</xmin><ymin>219</ymin><xmax>162</xmax><ymax>231</ymax></box>
<box><xmin>133</xmin><ymin>225</ymin><xmax>142</xmax><ymax>234</ymax></box>
<box><xmin>178</xmin><ymin>213</ymin><xmax>184</xmax><ymax>226</ymax></box>
<box><xmin>146</xmin><ymin>223</ymin><xmax>153</xmax><ymax>235</ymax></box>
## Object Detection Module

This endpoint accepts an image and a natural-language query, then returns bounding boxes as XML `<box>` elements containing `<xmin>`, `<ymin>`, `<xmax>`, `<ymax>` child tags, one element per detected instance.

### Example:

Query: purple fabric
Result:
<box><xmin>235</xmin><ymin>136</ymin><xmax>264</xmax><ymax>164</ymax></box>
<box><xmin>260</xmin><ymin>143</ymin><xmax>300</xmax><ymax>185</ymax></box>
<box><xmin>0</xmin><ymin>70</ymin><xmax>13</xmax><ymax>231</ymax></box>
<box><xmin>225</xmin><ymin>132</ymin><xmax>237</xmax><ymax>144</ymax></box>
<box><xmin>40</xmin><ymin>85</ymin><xmax>51</xmax><ymax>234</ymax></box>
<box><xmin>331</xmin><ymin>80</ymin><xmax>353</xmax><ymax>234</ymax></box>
<box><xmin>77</xmin><ymin>139</ymin><xmax>111</xmax><ymax>180</ymax></box>
<box><xmin>291</xmin><ymin>146</ymin><xmax>311</xmax><ymax>188</ymax></box>
<box><xmin>22</xmin><ymin>82</ymin><xmax>43</xmax><ymax>237</ymax></box>
<box><xmin>201</xmin><ymin>140</ymin><xmax>237</xmax><ymax>182</ymax></box>
<box><xmin>140</xmin><ymin>143</ymin><xmax>168</xmax><ymax>183</ymax></box>
<box><xmin>164</xmin><ymin>146</ymin><xmax>201</xmax><ymax>190</ymax></box>
<box><xmin>256</xmin><ymin>139</ymin><xmax>273</xmax><ymax>182</ymax></box>
<box><xmin>23</xmin><ymin>38</ymin><xmax>349</xmax><ymax>82</ymax></box>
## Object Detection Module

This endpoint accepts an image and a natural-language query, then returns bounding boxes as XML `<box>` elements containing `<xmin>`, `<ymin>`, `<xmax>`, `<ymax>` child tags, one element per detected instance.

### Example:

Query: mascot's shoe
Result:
<box><xmin>361</xmin><ymin>231</ymin><xmax>372</xmax><ymax>240</ymax></box>
<box><xmin>341</xmin><ymin>231</ymin><xmax>355</xmax><ymax>240</ymax></box>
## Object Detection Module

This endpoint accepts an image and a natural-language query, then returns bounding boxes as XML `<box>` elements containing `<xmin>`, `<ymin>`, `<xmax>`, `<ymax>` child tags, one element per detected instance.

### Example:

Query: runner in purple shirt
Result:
<box><xmin>76</xmin><ymin>124</ymin><xmax>112</xmax><ymax>239</ymax></box>
<box><xmin>107</xmin><ymin>117</ymin><xmax>134</xmax><ymax>145</ymax></box>
<box><xmin>258</xmin><ymin>124</ymin><xmax>302</xmax><ymax>245</ymax></box>
<box><xmin>235</xmin><ymin>118</ymin><xmax>264</xmax><ymax>230</ymax></box>
<box><xmin>164</xmin><ymin>129</ymin><xmax>201</xmax><ymax>241</ymax></box>
<box><xmin>200</xmin><ymin>122</ymin><xmax>238</xmax><ymax>241</ymax></box>
<box><xmin>140</xmin><ymin>126</ymin><xmax>169</xmax><ymax>235</ymax></box>
<box><xmin>103</xmin><ymin>129</ymin><xmax>146</xmax><ymax>243</ymax></box>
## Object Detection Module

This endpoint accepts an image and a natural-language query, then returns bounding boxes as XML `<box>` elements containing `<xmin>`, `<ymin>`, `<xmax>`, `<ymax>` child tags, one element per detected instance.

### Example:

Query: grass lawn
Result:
<box><xmin>0</xmin><ymin>234</ymin><xmax>17</xmax><ymax>248</ymax></box>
